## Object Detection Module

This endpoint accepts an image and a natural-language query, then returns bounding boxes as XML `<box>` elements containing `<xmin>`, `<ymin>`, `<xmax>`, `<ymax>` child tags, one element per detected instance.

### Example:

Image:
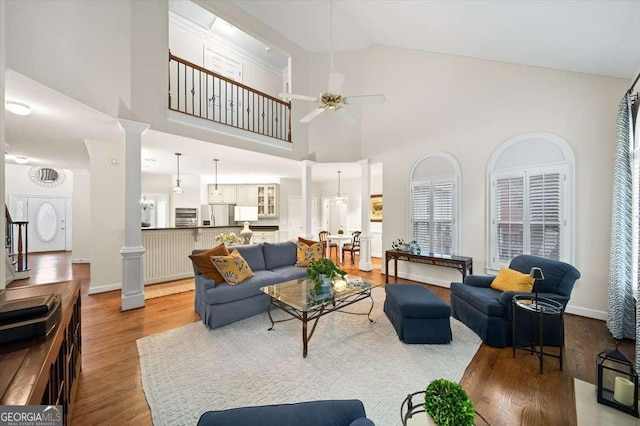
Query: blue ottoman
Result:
<box><xmin>384</xmin><ymin>284</ymin><xmax>452</xmax><ymax>344</ymax></box>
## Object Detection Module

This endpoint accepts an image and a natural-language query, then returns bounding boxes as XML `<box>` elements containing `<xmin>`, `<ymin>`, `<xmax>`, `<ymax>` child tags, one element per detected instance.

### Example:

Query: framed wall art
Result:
<box><xmin>370</xmin><ymin>194</ymin><xmax>382</xmax><ymax>222</ymax></box>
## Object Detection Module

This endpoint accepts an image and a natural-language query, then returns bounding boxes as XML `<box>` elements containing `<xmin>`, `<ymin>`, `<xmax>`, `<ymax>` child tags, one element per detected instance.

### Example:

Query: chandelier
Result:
<box><xmin>332</xmin><ymin>171</ymin><xmax>348</xmax><ymax>205</ymax></box>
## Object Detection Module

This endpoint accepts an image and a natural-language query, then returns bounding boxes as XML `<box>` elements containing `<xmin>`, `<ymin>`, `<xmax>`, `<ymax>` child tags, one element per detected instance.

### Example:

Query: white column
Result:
<box><xmin>119</xmin><ymin>119</ymin><xmax>149</xmax><ymax>311</ymax></box>
<box><xmin>0</xmin><ymin>0</ymin><xmax>6</xmax><ymax>289</ymax></box>
<box><xmin>301</xmin><ymin>159</ymin><xmax>314</xmax><ymax>239</ymax></box>
<box><xmin>358</xmin><ymin>159</ymin><xmax>373</xmax><ymax>271</ymax></box>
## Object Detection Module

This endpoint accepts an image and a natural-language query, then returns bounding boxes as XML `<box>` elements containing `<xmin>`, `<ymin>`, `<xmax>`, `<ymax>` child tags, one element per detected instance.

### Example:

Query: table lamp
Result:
<box><xmin>234</xmin><ymin>206</ymin><xmax>259</xmax><ymax>244</ymax></box>
<box><xmin>529</xmin><ymin>267</ymin><xmax>544</xmax><ymax>308</ymax></box>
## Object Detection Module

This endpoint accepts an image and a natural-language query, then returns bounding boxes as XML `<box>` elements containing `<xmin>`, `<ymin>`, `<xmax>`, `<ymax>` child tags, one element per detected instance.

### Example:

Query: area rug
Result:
<box><xmin>137</xmin><ymin>287</ymin><xmax>482</xmax><ymax>426</ymax></box>
<box><xmin>144</xmin><ymin>278</ymin><xmax>195</xmax><ymax>300</ymax></box>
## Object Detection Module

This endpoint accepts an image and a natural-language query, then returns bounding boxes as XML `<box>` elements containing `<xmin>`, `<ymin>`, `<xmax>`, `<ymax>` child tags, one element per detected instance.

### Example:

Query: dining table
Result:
<box><xmin>328</xmin><ymin>234</ymin><xmax>354</xmax><ymax>264</ymax></box>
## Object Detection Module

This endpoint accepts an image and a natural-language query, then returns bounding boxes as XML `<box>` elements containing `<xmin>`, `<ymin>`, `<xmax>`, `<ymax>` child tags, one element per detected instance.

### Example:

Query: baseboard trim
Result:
<box><xmin>88</xmin><ymin>283</ymin><xmax>122</xmax><ymax>294</ymax></box>
<box><xmin>565</xmin><ymin>305</ymin><xmax>607</xmax><ymax>320</ymax></box>
<box><xmin>144</xmin><ymin>273</ymin><xmax>193</xmax><ymax>285</ymax></box>
<box><xmin>72</xmin><ymin>258</ymin><xmax>90</xmax><ymax>264</ymax></box>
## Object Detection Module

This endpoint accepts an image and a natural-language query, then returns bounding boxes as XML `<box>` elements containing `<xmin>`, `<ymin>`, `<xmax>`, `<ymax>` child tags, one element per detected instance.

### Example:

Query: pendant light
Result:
<box><xmin>212</xmin><ymin>159</ymin><xmax>222</xmax><ymax>196</ymax></box>
<box><xmin>332</xmin><ymin>171</ymin><xmax>348</xmax><ymax>205</ymax></box>
<box><xmin>173</xmin><ymin>153</ymin><xmax>183</xmax><ymax>194</ymax></box>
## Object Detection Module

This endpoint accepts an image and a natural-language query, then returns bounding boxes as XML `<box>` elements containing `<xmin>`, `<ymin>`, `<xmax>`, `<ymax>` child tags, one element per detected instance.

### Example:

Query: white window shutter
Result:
<box><xmin>433</xmin><ymin>181</ymin><xmax>454</xmax><ymax>254</ymax></box>
<box><xmin>412</xmin><ymin>183</ymin><xmax>431</xmax><ymax>251</ymax></box>
<box><xmin>495</xmin><ymin>175</ymin><xmax>524</xmax><ymax>263</ymax></box>
<box><xmin>529</xmin><ymin>172</ymin><xmax>562</xmax><ymax>260</ymax></box>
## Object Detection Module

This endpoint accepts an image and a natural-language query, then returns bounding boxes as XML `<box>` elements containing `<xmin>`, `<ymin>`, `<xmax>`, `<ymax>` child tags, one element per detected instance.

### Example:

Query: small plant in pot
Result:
<box><xmin>424</xmin><ymin>379</ymin><xmax>475</xmax><ymax>426</ymax></box>
<box><xmin>306</xmin><ymin>258</ymin><xmax>346</xmax><ymax>294</ymax></box>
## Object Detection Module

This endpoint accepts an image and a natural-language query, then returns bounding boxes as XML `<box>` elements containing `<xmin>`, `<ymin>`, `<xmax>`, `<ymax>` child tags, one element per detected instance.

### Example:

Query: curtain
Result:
<box><xmin>607</xmin><ymin>93</ymin><xmax>635</xmax><ymax>345</ymax></box>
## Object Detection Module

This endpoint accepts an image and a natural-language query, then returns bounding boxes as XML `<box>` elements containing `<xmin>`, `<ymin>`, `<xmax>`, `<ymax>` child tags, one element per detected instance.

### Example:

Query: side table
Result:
<box><xmin>512</xmin><ymin>295</ymin><xmax>564</xmax><ymax>374</ymax></box>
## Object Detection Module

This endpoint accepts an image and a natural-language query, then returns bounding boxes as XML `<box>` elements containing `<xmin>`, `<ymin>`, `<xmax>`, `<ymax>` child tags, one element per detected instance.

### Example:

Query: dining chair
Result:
<box><xmin>318</xmin><ymin>231</ymin><xmax>337</xmax><ymax>260</ymax></box>
<box><xmin>342</xmin><ymin>231</ymin><xmax>361</xmax><ymax>265</ymax></box>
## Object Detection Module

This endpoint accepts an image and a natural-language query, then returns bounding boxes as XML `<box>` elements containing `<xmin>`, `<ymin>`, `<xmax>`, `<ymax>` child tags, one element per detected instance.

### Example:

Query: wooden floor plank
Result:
<box><xmin>9</xmin><ymin>252</ymin><xmax>635</xmax><ymax>425</ymax></box>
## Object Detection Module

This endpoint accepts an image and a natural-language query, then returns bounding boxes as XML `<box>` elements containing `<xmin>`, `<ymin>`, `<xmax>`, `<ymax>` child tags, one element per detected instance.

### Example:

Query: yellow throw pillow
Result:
<box><xmin>490</xmin><ymin>267</ymin><xmax>535</xmax><ymax>292</ymax></box>
<box><xmin>210</xmin><ymin>250</ymin><xmax>254</xmax><ymax>285</ymax></box>
<box><xmin>296</xmin><ymin>240</ymin><xmax>324</xmax><ymax>266</ymax></box>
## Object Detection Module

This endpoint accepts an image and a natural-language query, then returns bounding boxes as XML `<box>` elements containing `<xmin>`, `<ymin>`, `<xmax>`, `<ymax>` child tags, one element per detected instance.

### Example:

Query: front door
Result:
<box><xmin>27</xmin><ymin>197</ymin><xmax>67</xmax><ymax>252</ymax></box>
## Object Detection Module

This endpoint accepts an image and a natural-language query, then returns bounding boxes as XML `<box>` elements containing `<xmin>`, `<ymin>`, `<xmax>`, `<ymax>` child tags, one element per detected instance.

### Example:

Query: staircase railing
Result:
<box><xmin>169</xmin><ymin>51</ymin><xmax>292</xmax><ymax>143</ymax></box>
<box><xmin>5</xmin><ymin>205</ymin><xmax>29</xmax><ymax>274</ymax></box>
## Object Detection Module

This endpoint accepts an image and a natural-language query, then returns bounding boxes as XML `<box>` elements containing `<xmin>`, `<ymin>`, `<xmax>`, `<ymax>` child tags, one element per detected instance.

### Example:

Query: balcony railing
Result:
<box><xmin>169</xmin><ymin>52</ymin><xmax>291</xmax><ymax>143</ymax></box>
<box><xmin>5</xmin><ymin>205</ymin><xmax>29</xmax><ymax>275</ymax></box>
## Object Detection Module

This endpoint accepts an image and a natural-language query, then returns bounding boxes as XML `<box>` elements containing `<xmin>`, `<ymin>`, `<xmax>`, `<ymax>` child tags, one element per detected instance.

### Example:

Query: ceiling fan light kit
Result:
<box><xmin>278</xmin><ymin>0</ymin><xmax>385</xmax><ymax>123</ymax></box>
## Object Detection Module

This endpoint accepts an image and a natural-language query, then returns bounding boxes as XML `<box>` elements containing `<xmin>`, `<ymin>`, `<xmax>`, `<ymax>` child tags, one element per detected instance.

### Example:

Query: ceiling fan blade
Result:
<box><xmin>343</xmin><ymin>94</ymin><xmax>386</xmax><ymax>105</ymax></box>
<box><xmin>337</xmin><ymin>108</ymin><xmax>357</xmax><ymax>123</ymax></box>
<box><xmin>300</xmin><ymin>108</ymin><xmax>325</xmax><ymax>123</ymax></box>
<box><xmin>327</xmin><ymin>72</ymin><xmax>345</xmax><ymax>94</ymax></box>
<box><xmin>279</xmin><ymin>93</ymin><xmax>318</xmax><ymax>102</ymax></box>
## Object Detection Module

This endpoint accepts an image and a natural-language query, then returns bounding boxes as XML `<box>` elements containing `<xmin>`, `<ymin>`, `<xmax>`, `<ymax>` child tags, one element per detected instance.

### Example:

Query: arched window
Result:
<box><xmin>409</xmin><ymin>153</ymin><xmax>461</xmax><ymax>255</ymax></box>
<box><xmin>488</xmin><ymin>132</ymin><xmax>575</xmax><ymax>271</ymax></box>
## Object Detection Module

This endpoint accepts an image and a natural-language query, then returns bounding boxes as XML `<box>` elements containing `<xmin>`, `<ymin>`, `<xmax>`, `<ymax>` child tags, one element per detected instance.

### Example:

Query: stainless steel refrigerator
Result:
<box><xmin>201</xmin><ymin>204</ymin><xmax>234</xmax><ymax>227</ymax></box>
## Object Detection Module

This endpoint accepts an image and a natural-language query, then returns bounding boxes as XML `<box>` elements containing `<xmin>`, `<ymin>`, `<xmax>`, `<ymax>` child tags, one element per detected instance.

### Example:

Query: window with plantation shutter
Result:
<box><xmin>488</xmin><ymin>132</ymin><xmax>574</xmax><ymax>271</ymax></box>
<box><xmin>490</xmin><ymin>167</ymin><xmax>568</xmax><ymax>268</ymax></box>
<box><xmin>410</xmin><ymin>153</ymin><xmax>460</xmax><ymax>257</ymax></box>
<box><xmin>411</xmin><ymin>178</ymin><xmax>457</xmax><ymax>255</ymax></box>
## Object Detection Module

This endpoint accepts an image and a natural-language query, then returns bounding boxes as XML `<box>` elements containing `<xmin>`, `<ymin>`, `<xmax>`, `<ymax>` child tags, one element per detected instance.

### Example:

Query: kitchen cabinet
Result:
<box><xmin>208</xmin><ymin>184</ymin><xmax>237</xmax><ymax>204</ymax></box>
<box><xmin>257</xmin><ymin>184</ymin><xmax>278</xmax><ymax>217</ymax></box>
<box><xmin>252</xmin><ymin>231</ymin><xmax>277</xmax><ymax>244</ymax></box>
<box><xmin>236</xmin><ymin>185</ymin><xmax>258</xmax><ymax>206</ymax></box>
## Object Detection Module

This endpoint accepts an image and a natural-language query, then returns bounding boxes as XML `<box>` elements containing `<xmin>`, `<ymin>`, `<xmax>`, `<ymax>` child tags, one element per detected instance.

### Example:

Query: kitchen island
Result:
<box><xmin>141</xmin><ymin>226</ymin><xmax>279</xmax><ymax>284</ymax></box>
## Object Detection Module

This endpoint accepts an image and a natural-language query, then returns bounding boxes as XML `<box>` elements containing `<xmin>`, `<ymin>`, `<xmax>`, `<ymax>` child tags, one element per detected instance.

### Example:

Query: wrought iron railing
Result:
<box><xmin>169</xmin><ymin>52</ymin><xmax>291</xmax><ymax>143</ymax></box>
<box><xmin>5</xmin><ymin>205</ymin><xmax>28</xmax><ymax>274</ymax></box>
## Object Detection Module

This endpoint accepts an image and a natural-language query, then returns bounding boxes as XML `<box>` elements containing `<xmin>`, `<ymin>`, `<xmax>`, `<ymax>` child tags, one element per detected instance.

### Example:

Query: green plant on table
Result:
<box><xmin>424</xmin><ymin>379</ymin><xmax>475</xmax><ymax>426</ymax></box>
<box><xmin>306</xmin><ymin>258</ymin><xmax>347</xmax><ymax>292</ymax></box>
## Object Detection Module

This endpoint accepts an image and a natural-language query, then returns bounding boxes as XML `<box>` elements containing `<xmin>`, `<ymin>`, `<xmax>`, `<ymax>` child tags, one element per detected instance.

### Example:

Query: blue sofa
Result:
<box><xmin>193</xmin><ymin>241</ymin><xmax>309</xmax><ymax>329</ymax></box>
<box><xmin>197</xmin><ymin>400</ymin><xmax>374</xmax><ymax>426</ymax></box>
<box><xmin>450</xmin><ymin>255</ymin><xmax>580</xmax><ymax>348</ymax></box>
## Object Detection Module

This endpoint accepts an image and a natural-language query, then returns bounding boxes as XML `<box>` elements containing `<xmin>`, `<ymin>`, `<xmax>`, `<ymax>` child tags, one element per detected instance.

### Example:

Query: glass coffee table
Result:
<box><xmin>261</xmin><ymin>277</ymin><xmax>378</xmax><ymax>358</ymax></box>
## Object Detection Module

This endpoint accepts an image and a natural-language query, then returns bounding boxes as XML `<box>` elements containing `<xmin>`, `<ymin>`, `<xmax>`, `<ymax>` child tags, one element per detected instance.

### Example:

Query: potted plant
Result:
<box><xmin>424</xmin><ymin>379</ymin><xmax>475</xmax><ymax>426</ymax></box>
<box><xmin>306</xmin><ymin>258</ymin><xmax>347</xmax><ymax>294</ymax></box>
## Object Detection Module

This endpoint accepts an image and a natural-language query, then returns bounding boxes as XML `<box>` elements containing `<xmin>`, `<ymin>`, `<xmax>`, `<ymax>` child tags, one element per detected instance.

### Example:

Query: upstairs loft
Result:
<box><xmin>168</xmin><ymin>2</ymin><xmax>294</xmax><ymax>146</ymax></box>
<box><xmin>168</xmin><ymin>51</ymin><xmax>291</xmax><ymax>143</ymax></box>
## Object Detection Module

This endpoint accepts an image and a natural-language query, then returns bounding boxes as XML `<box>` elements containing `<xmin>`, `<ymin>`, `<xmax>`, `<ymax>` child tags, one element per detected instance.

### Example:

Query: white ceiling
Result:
<box><xmin>4</xmin><ymin>1</ymin><xmax>639</xmax><ymax>186</ymax></box>
<box><xmin>235</xmin><ymin>0</ymin><xmax>640</xmax><ymax>79</ymax></box>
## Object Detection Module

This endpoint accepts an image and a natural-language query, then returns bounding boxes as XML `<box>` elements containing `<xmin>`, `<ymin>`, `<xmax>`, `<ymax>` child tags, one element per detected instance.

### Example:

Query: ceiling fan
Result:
<box><xmin>278</xmin><ymin>1</ymin><xmax>385</xmax><ymax>123</ymax></box>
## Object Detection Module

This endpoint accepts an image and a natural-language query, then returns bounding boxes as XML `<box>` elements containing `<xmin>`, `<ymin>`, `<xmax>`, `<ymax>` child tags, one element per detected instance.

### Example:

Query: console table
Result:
<box><xmin>0</xmin><ymin>280</ymin><xmax>81</xmax><ymax>424</ymax></box>
<box><xmin>385</xmin><ymin>250</ymin><xmax>473</xmax><ymax>284</ymax></box>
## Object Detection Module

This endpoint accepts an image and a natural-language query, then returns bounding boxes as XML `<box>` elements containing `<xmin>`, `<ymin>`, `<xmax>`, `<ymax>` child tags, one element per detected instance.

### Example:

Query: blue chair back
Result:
<box><xmin>509</xmin><ymin>255</ymin><xmax>580</xmax><ymax>297</ymax></box>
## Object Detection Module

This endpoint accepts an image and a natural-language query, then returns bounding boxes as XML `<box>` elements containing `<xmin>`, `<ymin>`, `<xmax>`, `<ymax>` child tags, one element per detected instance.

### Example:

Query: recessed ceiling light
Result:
<box><xmin>14</xmin><ymin>156</ymin><xmax>29</xmax><ymax>164</ymax></box>
<box><xmin>109</xmin><ymin>158</ymin><xmax>120</xmax><ymax>166</ymax></box>
<box><xmin>265</xmin><ymin>46</ymin><xmax>272</xmax><ymax>52</ymax></box>
<box><xmin>5</xmin><ymin>101</ymin><xmax>32</xmax><ymax>116</ymax></box>
<box><xmin>144</xmin><ymin>158</ymin><xmax>156</xmax><ymax>162</ymax></box>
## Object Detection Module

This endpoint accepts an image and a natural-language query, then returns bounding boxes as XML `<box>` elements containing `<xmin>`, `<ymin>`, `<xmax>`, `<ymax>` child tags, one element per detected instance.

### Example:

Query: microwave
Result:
<box><xmin>175</xmin><ymin>208</ymin><xmax>198</xmax><ymax>227</ymax></box>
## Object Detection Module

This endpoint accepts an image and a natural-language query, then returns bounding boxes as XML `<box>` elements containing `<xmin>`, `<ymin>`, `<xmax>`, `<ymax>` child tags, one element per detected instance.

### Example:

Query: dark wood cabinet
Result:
<box><xmin>0</xmin><ymin>280</ymin><xmax>81</xmax><ymax>424</ymax></box>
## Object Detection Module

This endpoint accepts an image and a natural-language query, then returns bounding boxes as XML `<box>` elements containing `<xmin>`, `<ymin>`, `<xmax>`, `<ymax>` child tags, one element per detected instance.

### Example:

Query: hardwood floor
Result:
<box><xmin>9</xmin><ymin>252</ymin><xmax>636</xmax><ymax>425</ymax></box>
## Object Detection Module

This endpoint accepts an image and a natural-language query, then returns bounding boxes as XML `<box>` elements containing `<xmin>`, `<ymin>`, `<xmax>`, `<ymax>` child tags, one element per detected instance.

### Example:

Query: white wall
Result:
<box><xmin>169</xmin><ymin>22</ymin><xmax>282</xmax><ymax>96</ymax></box>
<box><xmin>334</xmin><ymin>45</ymin><xmax>629</xmax><ymax>319</ymax></box>
<box><xmin>85</xmin><ymin>139</ymin><xmax>124</xmax><ymax>293</ymax></box>
<box><xmin>71</xmin><ymin>171</ymin><xmax>91</xmax><ymax>263</ymax></box>
<box><xmin>1</xmin><ymin>0</ymin><xmax>6</xmax><ymax>289</ymax></box>
<box><xmin>4</xmin><ymin>164</ymin><xmax>74</xmax><ymax>200</ymax></box>
<box><xmin>5</xmin><ymin>0</ymin><xmax>131</xmax><ymax>118</ymax></box>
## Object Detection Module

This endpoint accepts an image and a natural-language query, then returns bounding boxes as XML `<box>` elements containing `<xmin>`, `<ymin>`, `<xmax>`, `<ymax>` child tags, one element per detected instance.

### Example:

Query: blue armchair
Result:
<box><xmin>450</xmin><ymin>255</ymin><xmax>580</xmax><ymax>348</ymax></box>
<box><xmin>197</xmin><ymin>400</ymin><xmax>374</xmax><ymax>426</ymax></box>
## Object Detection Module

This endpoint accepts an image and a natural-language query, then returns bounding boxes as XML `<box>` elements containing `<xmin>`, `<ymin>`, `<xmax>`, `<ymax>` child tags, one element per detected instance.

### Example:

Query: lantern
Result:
<box><xmin>596</xmin><ymin>347</ymin><xmax>639</xmax><ymax>417</ymax></box>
